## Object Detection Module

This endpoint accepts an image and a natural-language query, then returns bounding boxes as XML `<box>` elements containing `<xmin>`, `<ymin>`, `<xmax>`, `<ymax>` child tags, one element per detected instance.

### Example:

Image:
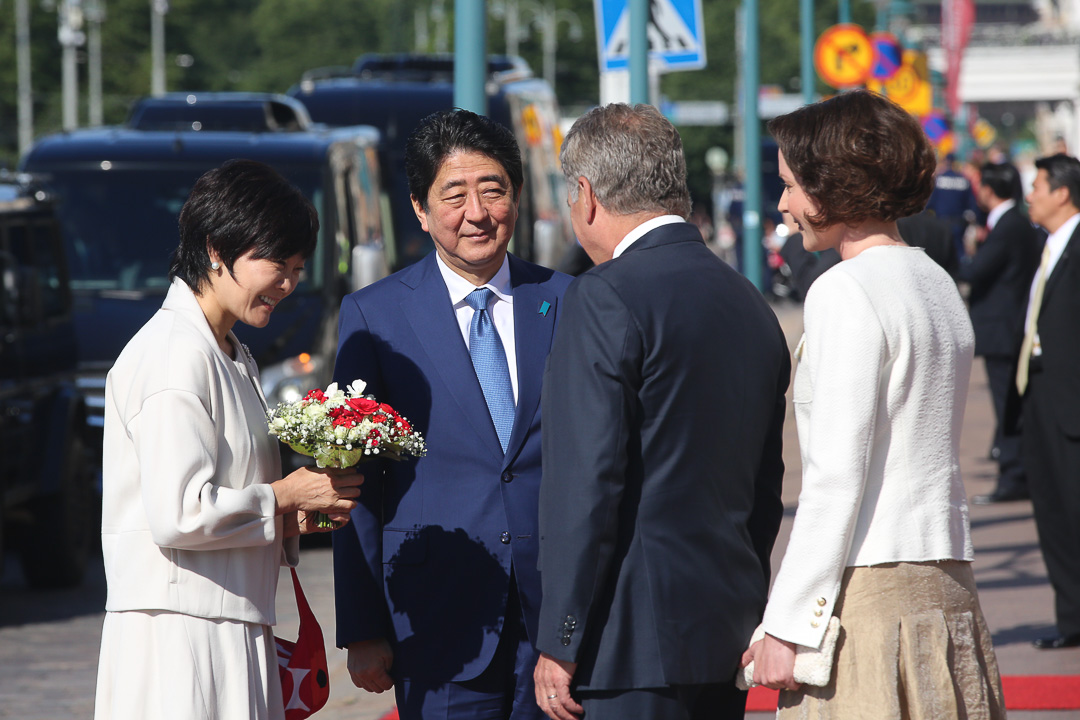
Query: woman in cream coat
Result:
<box><xmin>95</xmin><ymin>160</ymin><xmax>363</xmax><ymax>720</ymax></box>
<box><xmin>741</xmin><ymin>92</ymin><xmax>1006</xmax><ymax>719</ymax></box>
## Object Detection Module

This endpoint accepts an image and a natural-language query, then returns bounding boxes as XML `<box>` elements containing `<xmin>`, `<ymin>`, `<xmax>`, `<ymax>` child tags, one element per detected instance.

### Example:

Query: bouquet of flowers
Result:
<box><xmin>267</xmin><ymin>379</ymin><xmax>426</xmax><ymax>528</ymax></box>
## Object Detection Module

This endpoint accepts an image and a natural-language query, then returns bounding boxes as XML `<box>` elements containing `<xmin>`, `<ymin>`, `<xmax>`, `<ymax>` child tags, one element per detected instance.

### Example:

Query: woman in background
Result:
<box><xmin>95</xmin><ymin>159</ymin><xmax>363</xmax><ymax>719</ymax></box>
<box><xmin>742</xmin><ymin>91</ymin><xmax>1005</xmax><ymax>719</ymax></box>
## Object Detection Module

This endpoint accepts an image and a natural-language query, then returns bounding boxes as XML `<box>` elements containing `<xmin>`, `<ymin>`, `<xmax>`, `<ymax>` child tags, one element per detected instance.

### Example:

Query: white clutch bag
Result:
<box><xmin>737</xmin><ymin>617</ymin><xmax>841</xmax><ymax>690</ymax></box>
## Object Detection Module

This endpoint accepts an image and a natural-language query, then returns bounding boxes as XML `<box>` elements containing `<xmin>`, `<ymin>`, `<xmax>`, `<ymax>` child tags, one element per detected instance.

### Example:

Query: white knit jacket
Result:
<box><xmin>762</xmin><ymin>246</ymin><xmax>975</xmax><ymax>649</ymax></box>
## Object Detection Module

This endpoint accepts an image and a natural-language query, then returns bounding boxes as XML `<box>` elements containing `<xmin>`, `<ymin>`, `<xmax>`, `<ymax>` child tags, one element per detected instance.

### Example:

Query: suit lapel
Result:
<box><xmin>503</xmin><ymin>260</ymin><xmax>558</xmax><ymax>466</ymax></box>
<box><xmin>401</xmin><ymin>255</ymin><xmax>504</xmax><ymax>462</ymax></box>
<box><xmin>1041</xmin><ymin>223</ymin><xmax>1080</xmax><ymax>308</ymax></box>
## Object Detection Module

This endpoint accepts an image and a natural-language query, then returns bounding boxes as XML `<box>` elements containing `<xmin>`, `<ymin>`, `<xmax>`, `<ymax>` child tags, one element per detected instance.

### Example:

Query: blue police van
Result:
<box><xmin>19</xmin><ymin>93</ymin><xmax>391</xmax><ymax>464</ymax></box>
<box><xmin>289</xmin><ymin>54</ymin><xmax>573</xmax><ymax>271</ymax></box>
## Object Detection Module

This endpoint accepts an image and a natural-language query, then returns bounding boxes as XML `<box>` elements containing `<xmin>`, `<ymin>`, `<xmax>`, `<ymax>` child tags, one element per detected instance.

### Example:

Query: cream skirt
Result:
<box><xmin>94</xmin><ymin>610</ymin><xmax>284</xmax><ymax>720</ymax></box>
<box><xmin>777</xmin><ymin>561</ymin><xmax>1006</xmax><ymax>720</ymax></box>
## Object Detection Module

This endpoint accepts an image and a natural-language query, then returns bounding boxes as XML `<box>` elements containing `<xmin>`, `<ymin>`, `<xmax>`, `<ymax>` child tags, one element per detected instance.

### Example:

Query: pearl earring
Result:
<box><xmin>211</xmin><ymin>261</ymin><xmax>220</xmax><ymax>270</ymax></box>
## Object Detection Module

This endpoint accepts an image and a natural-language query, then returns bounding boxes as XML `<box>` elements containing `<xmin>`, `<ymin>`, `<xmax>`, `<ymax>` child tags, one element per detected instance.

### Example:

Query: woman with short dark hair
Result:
<box><xmin>741</xmin><ymin>91</ymin><xmax>1006</xmax><ymax>719</ymax></box>
<box><xmin>95</xmin><ymin>159</ymin><xmax>363</xmax><ymax>719</ymax></box>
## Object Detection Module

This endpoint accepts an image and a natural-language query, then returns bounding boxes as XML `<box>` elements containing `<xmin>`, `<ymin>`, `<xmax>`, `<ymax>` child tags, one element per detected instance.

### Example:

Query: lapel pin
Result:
<box><xmin>539</xmin><ymin>300</ymin><xmax>551</xmax><ymax>317</ymax></box>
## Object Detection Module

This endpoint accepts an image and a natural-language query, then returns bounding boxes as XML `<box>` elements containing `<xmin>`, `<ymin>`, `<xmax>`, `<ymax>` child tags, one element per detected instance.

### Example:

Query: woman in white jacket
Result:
<box><xmin>741</xmin><ymin>91</ymin><xmax>1005</xmax><ymax>719</ymax></box>
<box><xmin>95</xmin><ymin>159</ymin><xmax>363</xmax><ymax>720</ymax></box>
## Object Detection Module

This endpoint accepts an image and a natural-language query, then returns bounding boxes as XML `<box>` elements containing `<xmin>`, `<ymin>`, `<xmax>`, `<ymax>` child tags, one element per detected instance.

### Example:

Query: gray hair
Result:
<box><xmin>560</xmin><ymin>103</ymin><xmax>692</xmax><ymax>219</ymax></box>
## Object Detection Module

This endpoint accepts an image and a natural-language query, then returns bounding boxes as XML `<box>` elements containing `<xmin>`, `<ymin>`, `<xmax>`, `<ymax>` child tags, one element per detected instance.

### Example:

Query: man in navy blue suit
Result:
<box><xmin>533</xmin><ymin>104</ymin><xmax>789</xmax><ymax>720</ymax></box>
<box><xmin>332</xmin><ymin>109</ymin><xmax>572</xmax><ymax>719</ymax></box>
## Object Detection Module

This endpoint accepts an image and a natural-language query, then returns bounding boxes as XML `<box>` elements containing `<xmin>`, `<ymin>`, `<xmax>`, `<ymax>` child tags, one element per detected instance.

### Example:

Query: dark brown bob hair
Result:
<box><xmin>767</xmin><ymin>90</ymin><xmax>936</xmax><ymax>231</ymax></box>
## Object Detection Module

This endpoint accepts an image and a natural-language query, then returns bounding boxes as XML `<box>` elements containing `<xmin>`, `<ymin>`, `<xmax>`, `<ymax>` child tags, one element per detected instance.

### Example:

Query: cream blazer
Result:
<box><xmin>762</xmin><ymin>246</ymin><xmax>975</xmax><ymax>649</ymax></box>
<box><xmin>101</xmin><ymin>278</ymin><xmax>298</xmax><ymax>625</ymax></box>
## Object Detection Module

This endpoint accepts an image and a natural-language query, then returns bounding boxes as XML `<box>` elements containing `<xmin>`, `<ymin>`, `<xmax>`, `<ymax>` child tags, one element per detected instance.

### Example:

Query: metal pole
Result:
<box><xmin>838</xmin><ymin>0</ymin><xmax>851</xmax><ymax>24</ymax></box>
<box><xmin>506</xmin><ymin>0</ymin><xmax>519</xmax><ymax>56</ymax></box>
<box><xmin>87</xmin><ymin>0</ymin><xmax>104</xmax><ymax>126</ymax></box>
<box><xmin>16</xmin><ymin>0</ymin><xmax>33</xmax><ymax>154</ymax></box>
<box><xmin>454</xmin><ymin>0</ymin><xmax>488</xmax><ymax>115</ymax></box>
<box><xmin>150</xmin><ymin>0</ymin><xmax>167</xmax><ymax>97</ymax></box>
<box><xmin>741</xmin><ymin>0</ymin><xmax>763</xmax><ymax>291</ymax></box>
<box><xmin>629</xmin><ymin>0</ymin><xmax>648</xmax><ymax>104</ymax></box>
<box><xmin>800</xmin><ymin>0</ymin><xmax>813</xmax><ymax>105</ymax></box>
<box><xmin>542</xmin><ymin>2</ymin><xmax>555</xmax><ymax>91</ymax></box>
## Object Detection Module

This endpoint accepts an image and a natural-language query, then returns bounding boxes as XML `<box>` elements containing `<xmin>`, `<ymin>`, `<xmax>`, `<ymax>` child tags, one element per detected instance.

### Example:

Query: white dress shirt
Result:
<box><xmin>985</xmin><ymin>199</ymin><xmax>1014</xmax><ymax>231</ymax></box>
<box><xmin>1025</xmin><ymin>211</ymin><xmax>1079</xmax><ymax>356</ymax></box>
<box><xmin>612</xmin><ymin>215</ymin><xmax>686</xmax><ymax>258</ymax></box>
<box><xmin>436</xmin><ymin>252</ymin><xmax>518</xmax><ymax>403</ymax></box>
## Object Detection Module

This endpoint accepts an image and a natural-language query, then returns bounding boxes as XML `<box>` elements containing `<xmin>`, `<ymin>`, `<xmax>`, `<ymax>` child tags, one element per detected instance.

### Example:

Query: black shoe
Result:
<box><xmin>973</xmin><ymin>486</ymin><xmax>1030</xmax><ymax>505</ymax></box>
<box><xmin>1033</xmin><ymin>634</ymin><xmax>1080</xmax><ymax>649</ymax></box>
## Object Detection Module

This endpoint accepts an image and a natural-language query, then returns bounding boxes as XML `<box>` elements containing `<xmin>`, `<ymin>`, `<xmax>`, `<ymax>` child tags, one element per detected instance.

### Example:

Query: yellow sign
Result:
<box><xmin>521</xmin><ymin>105</ymin><xmax>543</xmax><ymax>147</ymax></box>
<box><xmin>972</xmin><ymin>119</ymin><xmax>997</xmax><ymax>149</ymax></box>
<box><xmin>814</xmin><ymin>24</ymin><xmax>873</xmax><ymax>88</ymax></box>
<box><xmin>867</xmin><ymin>50</ymin><xmax>932</xmax><ymax>117</ymax></box>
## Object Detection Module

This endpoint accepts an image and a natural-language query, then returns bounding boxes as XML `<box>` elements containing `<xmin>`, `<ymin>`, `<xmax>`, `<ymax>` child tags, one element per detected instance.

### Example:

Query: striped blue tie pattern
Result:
<box><xmin>465</xmin><ymin>288</ymin><xmax>515</xmax><ymax>452</ymax></box>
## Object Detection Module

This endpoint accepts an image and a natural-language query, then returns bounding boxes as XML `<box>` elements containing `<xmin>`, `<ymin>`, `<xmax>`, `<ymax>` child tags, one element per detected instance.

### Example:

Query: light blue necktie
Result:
<box><xmin>465</xmin><ymin>288</ymin><xmax>515</xmax><ymax>452</ymax></box>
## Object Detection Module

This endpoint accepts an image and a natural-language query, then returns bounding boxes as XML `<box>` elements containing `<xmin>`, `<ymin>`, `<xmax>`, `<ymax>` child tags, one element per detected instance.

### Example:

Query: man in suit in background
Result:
<box><xmin>1018</xmin><ymin>153</ymin><xmax>1080</xmax><ymax>649</ymax></box>
<box><xmin>332</xmin><ymin>109</ymin><xmax>572</xmax><ymax>717</ymax></box>
<box><xmin>960</xmin><ymin>161</ymin><xmax>1042</xmax><ymax>504</ymax></box>
<box><xmin>533</xmin><ymin>104</ymin><xmax>790</xmax><ymax>720</ymax></box>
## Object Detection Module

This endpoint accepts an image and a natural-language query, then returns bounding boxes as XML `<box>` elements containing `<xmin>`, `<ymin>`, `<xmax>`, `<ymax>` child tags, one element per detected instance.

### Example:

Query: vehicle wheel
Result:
<box><xmin>20</xmin><ymin>429</ymin><xmax>96</xmax><ymax>589</ymax></box>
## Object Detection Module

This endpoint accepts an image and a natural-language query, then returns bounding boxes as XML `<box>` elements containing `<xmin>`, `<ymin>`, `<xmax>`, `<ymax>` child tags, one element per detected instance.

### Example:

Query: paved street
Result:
<box><xmin>2</xmin><ymin>300</ymin><xmax>1079</xmax><ymax>719</ymax></box>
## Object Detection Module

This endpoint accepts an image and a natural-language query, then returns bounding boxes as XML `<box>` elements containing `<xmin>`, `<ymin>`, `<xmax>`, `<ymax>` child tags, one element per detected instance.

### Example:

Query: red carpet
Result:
<box><xmin>745</xmin><ymin>675</ymin><xmax>1080</xmax><ymax>712</ymax></box>
<box><xmin>378</xmin><ymin>675</ymin><xmax>1080</xmax><ymax>717</ymax></box>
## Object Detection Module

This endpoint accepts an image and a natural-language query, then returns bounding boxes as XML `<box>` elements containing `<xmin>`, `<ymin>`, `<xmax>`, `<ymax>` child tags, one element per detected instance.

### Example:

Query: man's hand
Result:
<box><xmin>741</xmin><ymin>633</ymin><xmax>801</xmax><ymax>691</ymax></box>
<box><xmin>533</xmin><ymin>652</ymin><xmax>583</xmax><ymax>720</ymax></box>
<box><xmin>347</xmin><ymin>638</ymin><xmax>394</xmax><ymax>693</ymax></box>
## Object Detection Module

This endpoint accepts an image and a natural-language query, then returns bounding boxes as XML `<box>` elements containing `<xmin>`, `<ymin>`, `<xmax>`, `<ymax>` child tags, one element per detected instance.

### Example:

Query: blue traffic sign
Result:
<box><xmin>596</xmin><ymin>0</ymin><xmax>706</xmax><ymax>73</ymax></box>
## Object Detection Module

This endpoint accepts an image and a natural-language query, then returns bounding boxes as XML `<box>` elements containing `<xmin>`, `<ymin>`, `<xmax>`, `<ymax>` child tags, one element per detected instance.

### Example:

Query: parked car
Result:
<box><xmin>0</xmin><ymin>173</ymin><xmax>96</xmax><ymax>588</ymax></box>
<box><xmin>289</xmin><ymin>54</ymin><xmax>574</xmax><ymax>270</ymax></box>
<box><xmin>19</xmin><ymin>92</ymin><xmax>392</xmax><ymax>470</ymax></box>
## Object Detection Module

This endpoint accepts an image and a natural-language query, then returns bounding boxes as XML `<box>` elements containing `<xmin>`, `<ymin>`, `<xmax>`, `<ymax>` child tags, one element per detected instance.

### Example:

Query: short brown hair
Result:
<box><xmin>767</xmin><ymin>90</ymin><xmax>935</xmax><ymax>231</ymax></box>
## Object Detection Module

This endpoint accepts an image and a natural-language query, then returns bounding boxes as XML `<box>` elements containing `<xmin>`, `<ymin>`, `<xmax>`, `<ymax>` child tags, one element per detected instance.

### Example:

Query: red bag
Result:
<box><xmin>276</xmin><ymin>568</ymin><xmax>330</xmax><ymax>719</ymax></box>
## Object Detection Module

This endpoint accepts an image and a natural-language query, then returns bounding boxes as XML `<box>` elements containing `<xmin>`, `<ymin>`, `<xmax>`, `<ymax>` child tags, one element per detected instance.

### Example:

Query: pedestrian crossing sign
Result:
<box><xmin>596</xmin><ymin>0</ymin><xmax>707</xmax><ymax>73</ymax></box>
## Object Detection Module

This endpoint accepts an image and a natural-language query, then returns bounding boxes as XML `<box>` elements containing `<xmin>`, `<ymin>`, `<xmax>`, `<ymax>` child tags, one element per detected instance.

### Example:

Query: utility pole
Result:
<box><xmin>454</xmin><ymin>0</ymin><xmax>487</xmax><ymax>115</ymax></box>
<box><xmin>628</xmin><ymin>0</ymin><xmax>648</xmax><ymax>104</ymax></box>
<box><xmin>58</xmin><ymin>0</ymin><xmax>86</xmax><ymax>130</ymax></box>
<box><xmin>150</xmin><ymin>0</ymin><xmax>167</xmax><ymax>96</ymax></box>
<box><xmin>740</xmin><ymin>0</ymin><xmax>763</xmax><ymax>291</ymax></box>
<box><xmin>16</xmin><ymin>0</ymin><xmax>34</xmax><ymax>154</ymax></box>
<box><xmin>86</xmin><ymin>0</ymin><xmax>105</xmax><ymax>125</ymax></box>
<box><xmin>801</xmin><ymin>0</ymin><xmax>814</xmax><ymax>106</ymax></box>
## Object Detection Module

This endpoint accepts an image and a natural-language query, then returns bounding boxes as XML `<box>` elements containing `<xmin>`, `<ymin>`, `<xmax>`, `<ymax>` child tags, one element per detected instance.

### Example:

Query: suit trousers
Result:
<box><xmin>984</xmin><ymin>355</ymin><xmax>1026</xmax><ymax>490</ymax></box>
<box><xmin>1023</xmin><ymin>368</ymin><xmax>1080</xmax><ymax>636</ymax></box>
<box><xmin>575</xmin><ymin>681</ymin><xmax>747</xmax><ymax>720</ymax></box>
<box><xmin>394</xmin><ymin>572</ymin><xmax>543</xmax><ymax>720</ymax></box>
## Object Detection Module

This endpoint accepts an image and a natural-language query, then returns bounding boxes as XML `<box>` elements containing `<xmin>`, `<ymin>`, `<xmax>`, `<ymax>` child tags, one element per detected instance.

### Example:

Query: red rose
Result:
<box><xmin>305</xmin><ymin>389</ymin><xmax>327</xmax><ymax>403</ymax></box>
<box><xmin>347</xmin><ymin>397</ymin><xmax>379</xmax><ymax>415</ymax></box>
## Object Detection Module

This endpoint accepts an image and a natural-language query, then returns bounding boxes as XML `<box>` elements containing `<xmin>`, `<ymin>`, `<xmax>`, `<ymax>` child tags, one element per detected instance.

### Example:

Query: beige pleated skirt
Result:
<box><xmin>777</xmin><ymin>560</ymin><xmax>1006</xmax><ymax>720</ymax></box>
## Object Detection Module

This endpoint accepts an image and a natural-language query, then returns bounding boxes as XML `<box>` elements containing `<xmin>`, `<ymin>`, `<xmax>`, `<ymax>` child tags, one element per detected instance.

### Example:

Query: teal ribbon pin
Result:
<box><xmin>539</xmin><ymin>301</ymin><xmax>551</xmax><ymax>317</ymax></box>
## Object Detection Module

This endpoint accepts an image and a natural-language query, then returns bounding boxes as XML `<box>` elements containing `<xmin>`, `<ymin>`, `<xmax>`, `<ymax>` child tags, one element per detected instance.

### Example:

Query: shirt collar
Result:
<box><xmin>986</xmin><ymin>199</ymin><xmax>1015</xmax><ymax>231</ymax></box>
<box><xmin>436</xmin><ymin>252</ymin><xmax>513</xmax><ymax>306</ymax></box>
<box><xmin>612</xmin><ymin>215</ymin><xmax>686</xmax><ymax>259</ymax></box>
<box><xmin>1047</xmin><ymin>212</ymin><xmax>1080</xmax><ymax>254</ymax></box>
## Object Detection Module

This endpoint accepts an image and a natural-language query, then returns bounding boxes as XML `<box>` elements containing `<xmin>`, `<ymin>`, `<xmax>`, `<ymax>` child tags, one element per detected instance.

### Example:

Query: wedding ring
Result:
<box><xmin>547</xmin><ymin>694</ymin><xmax>558</xmax><ymax>699</ymax></box>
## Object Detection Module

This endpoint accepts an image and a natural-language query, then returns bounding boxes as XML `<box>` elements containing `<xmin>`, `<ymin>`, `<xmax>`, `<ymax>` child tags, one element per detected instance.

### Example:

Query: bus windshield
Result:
<box><xmin>39</xmin><ymin>164</ymin><xmax>325</xmax><ymax>293</ymax></box>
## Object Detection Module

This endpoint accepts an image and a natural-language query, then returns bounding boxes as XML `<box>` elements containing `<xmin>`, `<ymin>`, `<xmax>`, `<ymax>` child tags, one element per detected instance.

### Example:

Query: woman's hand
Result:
<box><xmin>272</xmin><ymin>466</ymin><xmax>363</xmax><ymax>518</ymax></box>
<box><xmin>743</xmin><ymin>633</ymin><xmax>802</xmax><ymax>691</ymax></box>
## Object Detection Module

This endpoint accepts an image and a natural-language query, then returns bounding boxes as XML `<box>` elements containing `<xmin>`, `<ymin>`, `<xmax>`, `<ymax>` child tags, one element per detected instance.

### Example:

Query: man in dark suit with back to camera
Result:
<box><xmin>960</xmin><ymin>161</ymin><xmax>1041</xmax><ymax>504</ymax></box>
<box><xmin>332</xmin><ymin>109</ymin><xmax>572</xmax><ymax>718</ymax></box>
<box><xmin>533</xmin><ymin>104</ymin><xmax>790</xmax><ymax>720</ymax></box>
<box><xmin>1017</xmin><ymin>153</ymin><xmax>1080</xmax><ymax>650</ymax></box>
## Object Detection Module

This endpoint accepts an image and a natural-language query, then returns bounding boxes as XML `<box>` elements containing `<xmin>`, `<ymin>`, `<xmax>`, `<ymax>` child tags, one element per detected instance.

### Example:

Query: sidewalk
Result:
<box><xmin>275</xmin><ymin>299</ymin><xmax>1080</xmax><ymax>720</ymax></box>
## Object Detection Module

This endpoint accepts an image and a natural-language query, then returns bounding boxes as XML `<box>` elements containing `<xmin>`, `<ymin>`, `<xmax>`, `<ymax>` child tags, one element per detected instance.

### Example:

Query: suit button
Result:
<box><xmin>811</xmin><ymin>621</ymin><xmax>820</xmax><ymax>628</ymax></box>
<box><xmin>500</xmin><ymin>531</ymin><xmax>511</xmax><ymax>544</ymax></box>
<box><xmin>502</xmin><ymin>471</ymin><xmax>514</xmax><ymax>483</ymax></box>
<box><xmin>561</xmin><ymin>637</ymin><xmax>571</xmax><ymax>646</ymax></box>
<box><xmin>817</xmin><ymin>597</ymin><xmax>827</xmax><ymax>607</ymax></box>
<box><xmin>814</xmin><ymin>609</ymin><xmax>823</xmax><ymax>617</ymax></box>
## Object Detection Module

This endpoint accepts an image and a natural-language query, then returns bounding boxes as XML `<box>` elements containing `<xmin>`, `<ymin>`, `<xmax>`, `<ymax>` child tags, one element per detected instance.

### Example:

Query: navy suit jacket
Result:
<box><xmin>537</xmin><ymin>223</ymin><xmax>790</xmax><ymax>690</ymax></box>
<box><xmin>958</xmin><ymin>206</ymin><xmax>1042</xmax><ymax>358</ymax></box>
<box><xmin>331</xmin><ymin>251</ymin><xmax>572</xmax><ymax>683</ymax></box>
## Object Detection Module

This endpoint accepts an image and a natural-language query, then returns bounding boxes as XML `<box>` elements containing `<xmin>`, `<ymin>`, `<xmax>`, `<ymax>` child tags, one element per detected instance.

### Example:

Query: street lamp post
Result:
<box><xmin>86</xmin><ymin>0</ymin><xmax>105</xmax><ymax>125</ymax></box>
<box><xmin>538</xmin><ymin>1</ymin><xmax>582</xmax><ymax>94</ymax></box>
<box><xmin>16</xmin><ymin>0</ymin><xmax>33</xmax><ymax>154</ymax></box>
<box><xmin>58</xmin><ymin>0</ymin><xmax>86</xmax><ymax>130</ymax></box>
<box><xmin>150</xmin><ymin>0</ymin><xmax>167</xmax><ymax>96</ymax></box>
